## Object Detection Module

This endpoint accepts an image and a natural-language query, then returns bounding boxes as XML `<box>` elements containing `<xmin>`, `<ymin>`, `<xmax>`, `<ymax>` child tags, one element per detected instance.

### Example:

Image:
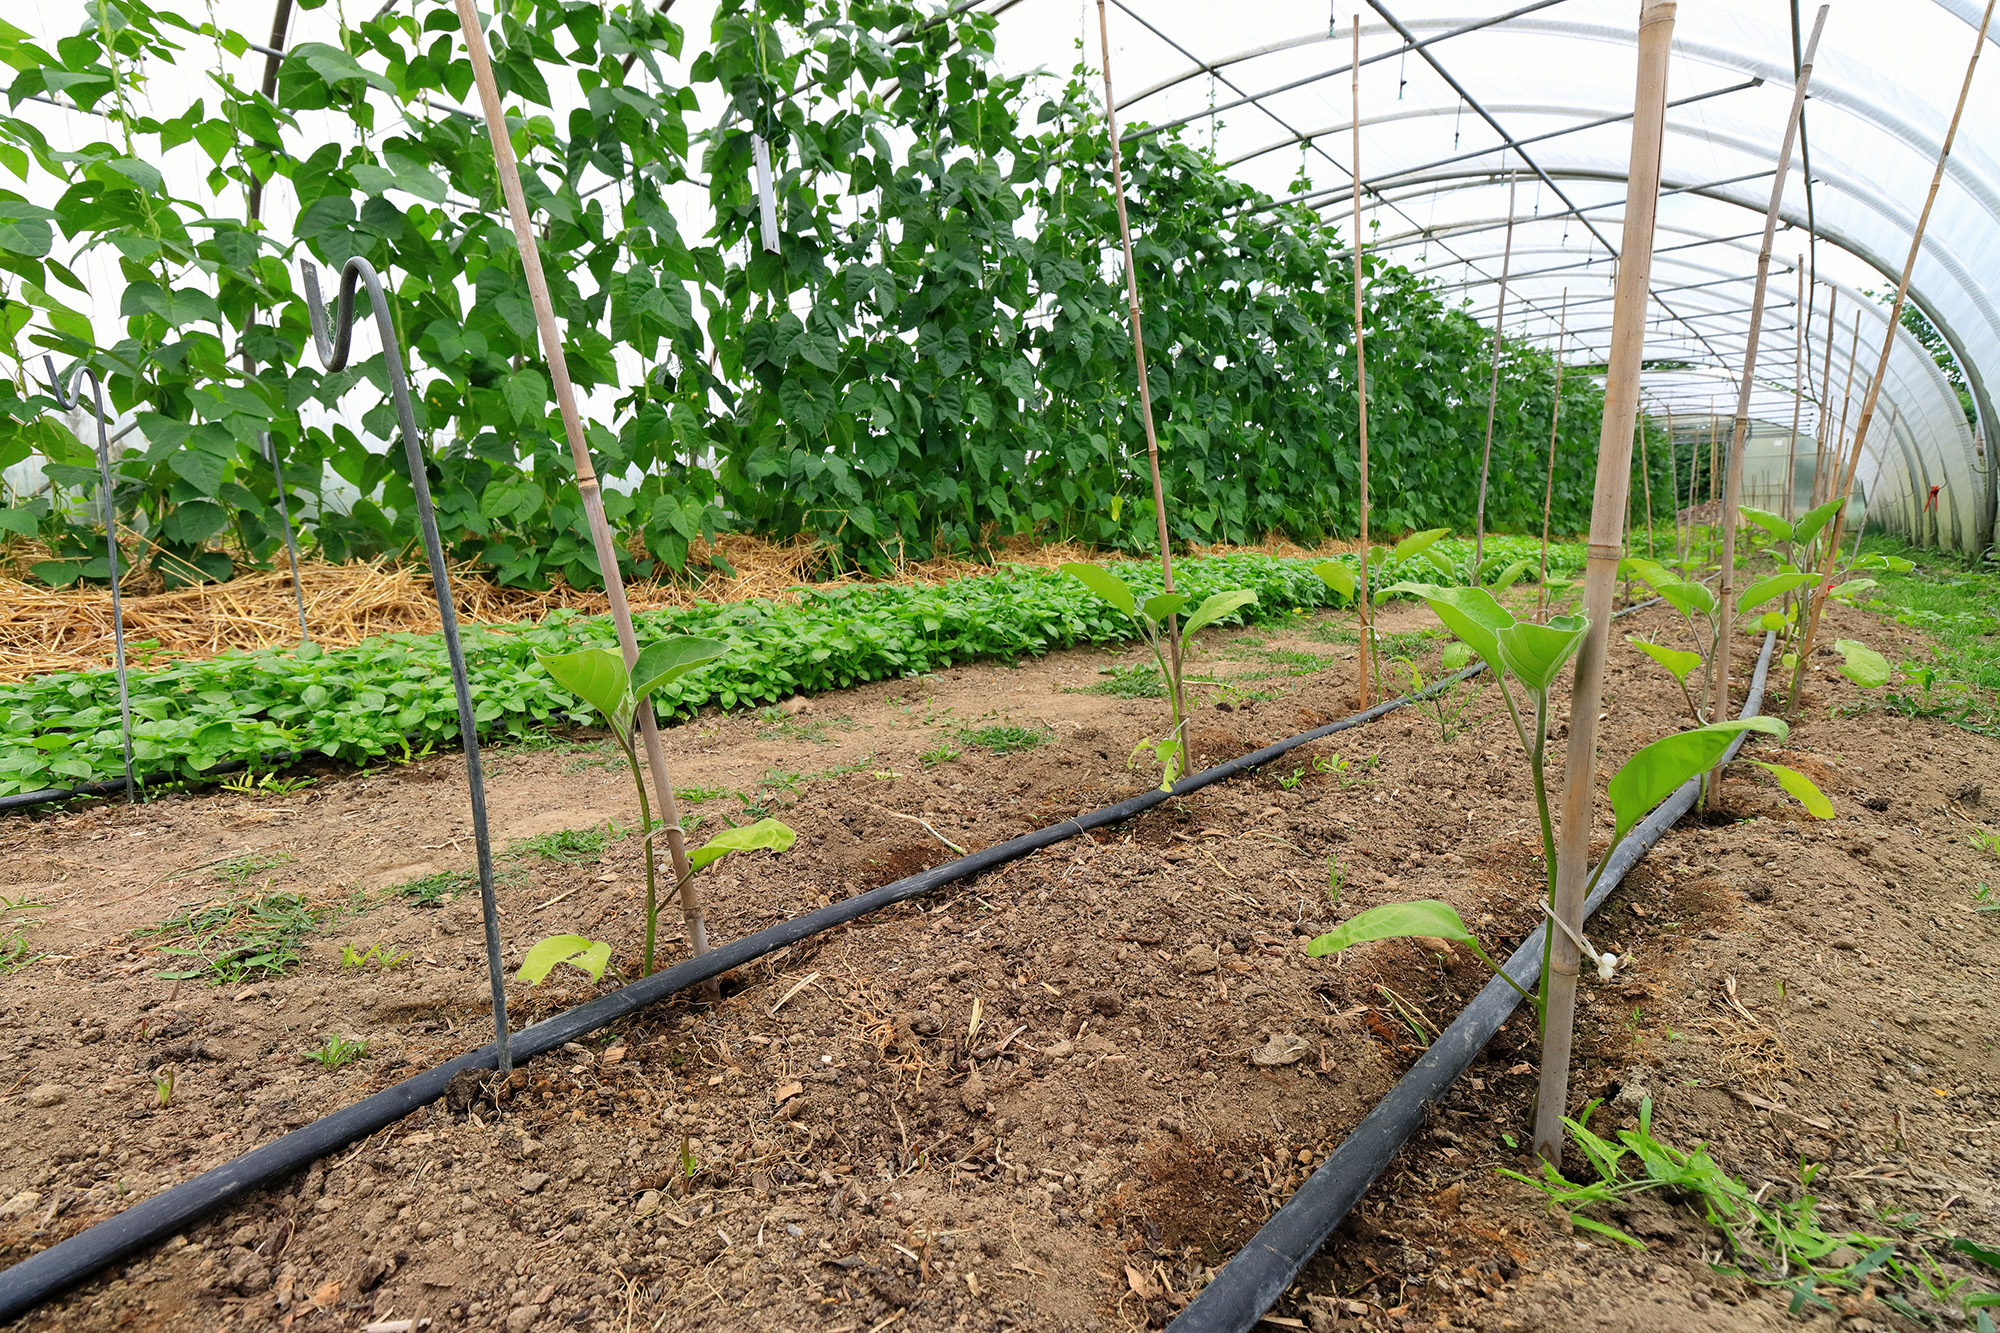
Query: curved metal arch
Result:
<box><xmin>1323</xmin><ymin>164</ymin><xmax>1994</xmax><ymax>474</ymax></box>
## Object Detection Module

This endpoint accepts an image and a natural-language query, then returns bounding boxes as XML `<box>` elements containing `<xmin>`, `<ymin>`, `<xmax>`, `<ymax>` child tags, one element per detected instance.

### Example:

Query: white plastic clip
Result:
<box><xmin>1544</xmin><ymin>903</ymin><xmax>1623</xmax><ymax>981</ymax></box>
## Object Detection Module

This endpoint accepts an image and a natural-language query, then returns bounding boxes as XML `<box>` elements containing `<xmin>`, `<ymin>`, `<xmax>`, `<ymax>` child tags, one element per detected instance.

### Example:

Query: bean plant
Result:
<box><xmin>1059</xmin><ymin>563</ymin><xmax>1255</xmax><ymax>789</ymax></box>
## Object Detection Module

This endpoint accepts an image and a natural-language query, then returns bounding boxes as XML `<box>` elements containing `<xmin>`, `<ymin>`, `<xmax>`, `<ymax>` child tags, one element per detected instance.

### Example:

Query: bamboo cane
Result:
<box><xmin>1533</xmin><ymin>0</ymin><xmax>1676</xmax><ymax>1169</ymax></box>
<box><xmin>1638</xmin><ymin>412</ymin><xmax>1656</xmax><ymax>560</ymax></box>
<box><xmin>1353</xmin><ymin>17</ymin><xmax>1374</xmax><ymax>704</ymax></box>
<box><xmin>1539</xmin><ymin>290</ymin><xmax>1568</xmax><ymax>620</ymax></box>
<box><xmin>451</xmin><ymin>0</ymin><xmax>708</xmax><ymax>969</ymax></box>
<box><xmin>1796</xmin><ymin>0</ymin><xmax>1995</xmax><ymax>705</ymax></box>
<box><xmin>1800</xmin><ymin>260</ymin><xmax>1816</xmax><ymax>524</ymax></box>
<box><xmin>1710</xmin><ymin>4</ymin><xmax>1825</xmax><ymax>808</ymax></box>
<box><xmin>1095</xmin><ymin>0</ymin><xmax>1187</xmax><ymax>749</ymax></box>
<box><xmin>1473</xmin><ymin>170</ymin><xmax>1519</xmax><ymax>570</ymax></box>
<box><xmin>1808</xmin><ymin>289</ymin><xmax>1840</xmax><ymax>507</ymax></box>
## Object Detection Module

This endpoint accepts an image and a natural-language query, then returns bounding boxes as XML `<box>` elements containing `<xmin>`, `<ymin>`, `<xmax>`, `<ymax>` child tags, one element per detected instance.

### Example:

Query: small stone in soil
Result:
<box><xmin>1251</xmin><ymin>1035</ymin><xmax>1310</xmax><ymax>1067</ymax></box>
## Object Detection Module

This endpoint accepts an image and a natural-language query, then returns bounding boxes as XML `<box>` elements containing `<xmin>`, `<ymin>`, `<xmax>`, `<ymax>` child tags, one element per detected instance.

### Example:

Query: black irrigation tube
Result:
<box><xmin>1170</xmin><ymin>629</ymin><xmax>1779</xmax><ymax>1333</ymax></box>
<box><xmin>0</xmin><ymin>613</ymin><xmax>1536</xmax><ymax>1323</ymax></box>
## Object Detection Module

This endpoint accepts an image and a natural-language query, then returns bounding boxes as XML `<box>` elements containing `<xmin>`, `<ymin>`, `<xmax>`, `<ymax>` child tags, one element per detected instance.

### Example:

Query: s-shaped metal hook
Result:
<box><xmin>299</xmin><ymin>256</ymin><xmax>513</xmax><ymax>1077</ymax></box>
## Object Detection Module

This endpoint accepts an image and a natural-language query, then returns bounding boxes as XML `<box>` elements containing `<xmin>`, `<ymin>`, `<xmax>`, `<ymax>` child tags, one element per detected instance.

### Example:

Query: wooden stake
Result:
<box><xmin>1533</xmin><ymin>0</ymin><xmax>1676</xmax><ymax>1169</ymax></box>
<box><xmin>1473</xmin><ymin>170</ymin><xmax>1519</xmax><ymax>570</ymax></box>
<box><xmin>1095</xmin><ymin>0</ymin><xmax>1187</xmax><ymax>745</ymax></box>
<box><xmin>1798</xmin><ymin>0</ymin><xmax>1994</xmax><ymax>672</ymax></box>
<box><xmin>1538</xmin><ymin>290</ymin><xmax>1568</xmax><ymax>620</ymax></box>
<box><xmin>1711</xmin><ymin>3</ymin><xmax>1825</xmax><ymax>807</ymax></box>
<box><xmin>452</xmin><ymin>0</ymin><xmax>707</xmax><ymax>968</ymax></box>
<box><xmin>1352</xmin><ymin>17</ymin><xmax>1374</xmax><ymax>704</ymax></box>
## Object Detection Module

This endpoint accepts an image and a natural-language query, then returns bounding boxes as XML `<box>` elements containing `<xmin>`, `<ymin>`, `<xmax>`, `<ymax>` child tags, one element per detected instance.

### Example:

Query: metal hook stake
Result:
<box><xmin>298</xmin><ymin>257</ymin><xmax>512</xmax><ymax>1077</ymax></box>
<box><xmin>42</xmin><ymin>359</ymin><xmax>136</xmax><ymax>805</ymax></box>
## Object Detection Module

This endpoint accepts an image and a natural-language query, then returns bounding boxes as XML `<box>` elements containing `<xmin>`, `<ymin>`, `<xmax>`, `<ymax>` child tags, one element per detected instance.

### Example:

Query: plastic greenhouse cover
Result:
<box><xmin>11</xmin><ymin>0</ymin><xmax>1998</xmax><ymax>550</ymax></box>
<box><xmin>979</xmin><ymin>0</ymin><xmax>2000</xmax><ymax>550</ymax></box>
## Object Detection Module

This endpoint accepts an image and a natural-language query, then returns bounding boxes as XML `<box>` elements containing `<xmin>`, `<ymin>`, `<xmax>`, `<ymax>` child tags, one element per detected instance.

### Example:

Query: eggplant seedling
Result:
<box><xmin>1313</xmin><ymin>583</ymin><xmax>1833</xmax><ymax>1048</ymax></box>
<box><xmin>1059</xmin><ymin>563</ymin><xmax>1255</xmax><ymax>789</ymax></box>
<box><xmin>536</xmin><ymin>636</ymin><xmax>729</xmax><ymax>975</ymax></box>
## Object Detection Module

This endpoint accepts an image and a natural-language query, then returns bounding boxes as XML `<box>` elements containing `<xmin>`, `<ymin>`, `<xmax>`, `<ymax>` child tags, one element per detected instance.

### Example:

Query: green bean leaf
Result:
<box><xmin>688</xmin><ymin>817</ymin><xmax>797</xmax><ymax>872</ymax></box>
<box><xmin>1607</xmin><ymin>717</ymin><xmax>1790</xmax><ymax>844</ymax></box>
<box><xmin>1748</xmin><ymin>762</ymin><xmax>1834</xmax><ymax>818</ymax></box>
<box><xmin>1059</xmin><ymin>562</ymin><xmax>1135</xmax><ymax>617</ymax></box>
<box><xmin>1307</xmin><ymin>900</ymin><xmax>1479</xmax><ymax>956</ymax></box>
<box><xmin>516</xmin><ymin>934</ymin><xmax>612</xmax><ymax>985</ymax></box>
<box><xmin>1833</xmin><ymin>639</ymin><xmax>1891</xmax><ymax>688</ymax></box>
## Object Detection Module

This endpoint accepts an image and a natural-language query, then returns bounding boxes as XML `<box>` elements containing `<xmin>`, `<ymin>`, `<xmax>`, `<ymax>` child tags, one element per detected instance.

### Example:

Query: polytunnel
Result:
<box><xmin>963</xmin><ymin>0</ymin><xmax>2000</xmax><ymax>552</ymax></box>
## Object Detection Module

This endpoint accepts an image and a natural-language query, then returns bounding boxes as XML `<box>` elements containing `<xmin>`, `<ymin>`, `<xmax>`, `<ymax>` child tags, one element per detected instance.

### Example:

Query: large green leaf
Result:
<box><xmin>1626</xmin><ymin>636</ymin><xmax>1702</xmax><ymax>683</ymax></box>
<box><xmin>631</xmin><ymin>635</ymin><xmax>729</xmax><ymax>701</ymax></box>
<box><xmin>1832</xmin><ymin>639</ymin><xmax>1891</xmax><ymax>688</ymax></box>
<box><xmin>1748</xmin><ymin>762</ymin><xmax>1834</xmax><ymax>818</ymax></box>
<box><xmin>1790</xmin><ymin>496</ymin><xmax>1848</xmax><ymax>548</ymax></box>
<box><xmin>536</xmin><ymin>647</ymin><xmax>633</xmax><ymax>729</ymax></box>
<box><xmin>1059</xmin><ymin>561</ymin><xmax>1135</xmax><ymax>617</ymax></box>
<box><xmin>1140</xmin><ymin>592</ymin><xmax>1191</xmax><ymax>627</ymax></box>
<box><xmin>1311</xmin><ymin>560</ymin><xmax>1356</xmax><ymax>602</ymax></box>
<box><xmin>1737</xmin><ymin>573</ymin><xmax>1813</xmax><ymax>615</ymax></box>
<box><xmin>688</xmin><ymin>817</ymin><xmax>797</xmax><ymax>872</ymax></box>
<box><xmin>1388</xmin><ymin>527</ymin><xmax>1450</xmax><ymax>563</ymax></box>
<box><xmin>1306</xmin><ymin>900</ymin><xmax>1477</xmax><ymax>957</ymax></box>
<box><xmin>1607</xmin><ymin>717</ymin><xmax>1789</xmax><ymax>843</ymax></box>
<box><xmin>1180</xmin><ymin>589</ymin><xmax>1257</xmax><ymax>638</ymax></box>
<box><xmin>1380</xmin><ymin>582</ymin><xmax>1514</xmax><ymax>670</ymax></box>
<box><xmin>516</xmin><ymin>934</ymin><xmax>611</xmax><ymax>985</ymax></box>
<box><xmin>1737</xmin><ymin>506</ymin><xmax>1794</xmax><ymax>543</ymax></box>
<box><xmin>1494</xmin><ymin>613</ymin><xmax>1588</xmax><ymax>692</ymax></box>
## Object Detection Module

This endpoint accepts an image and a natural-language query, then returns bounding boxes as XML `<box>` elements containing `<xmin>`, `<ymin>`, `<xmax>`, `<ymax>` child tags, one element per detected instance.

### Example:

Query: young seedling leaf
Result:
<box><xmin>1379</xmin><ymin>582</ymin><xmax>1513</xmax><ymax>668</ymax></box>
<box><xmin>1389</xmin><ymin>527</ymin><xmax>1450</xmax><ymax>563</ymax></box>
<box><xmin>1607</xmin><ymin>718</ymin><xmax>1790</xmax><ymax>844</ymax></box>
<box><xmin>1830</xmin><ymin>578</ymin><xmax>1878</xmax><ymax>606</ymax></box>
<box><xmin>1737</xmin><ymin>506</ymin><xmax>1794</xmax><ymax>543</ymax></box>
<box><xmin>1059</xmin><ymin>562</ymin><xmax>1135</xmax><ymax>617</ymax></box>
<box><xmin>1789</xmin><ymin>496</ymin><xmax>1848</xmax><ymax>548</ymax></box>
<box><xmin>1180</xmin><ymin>589</ymin><xmax>1258</xmax><ymax>638</ymax></box>
<box><xmin>1738</xmin><ymin>572</ymin><xmax>1813</xmax><ymax>615</ymax></box>
<box><xmin>1853</xmin><ymin>551</ymin><xmax>1914</xmax><ymax>572</ymax></box>
<box><xmin>517</xmin><ymin>933</ymin><xmax>612</xmax><ymax>985</ymax></box>
<box><xmin>1494</xmin><ymin>614</ymin><xmax>1588</xmax><ymax>692</ymax></box>
<box><xmin>1140</xmin><ymin>592</ymin><xmax>1191</xmax><ymax>626</ymax></box>
<box><xmin>1490</xmin><ymin>558</ymin><xmax>1533</xmax><ymax>592</ymax></box>
<box><xmin>1312</xmin><ymin>560</ymin><xmax>1356</xmax><ymax>602</ymax></box>
<box><xmin>1757</xmin><ymin>612</ymin><xmax>1788</xmax><ymax>632</ymax></box>
<box><xmin>687</xmin><ymin>817</ymin><xmax>797</xmax><ymax>872</ymax></box>
<box><xmin>1306</xmin><ymin>900</ymin><xmax>1478</xmax><ymax>956</ymax></box>
<box><xmin>1626</xmin><ymin>636</ymin><xmax>1701</xmax><ymax>683</ymax></box>
<box><xmin>536</xmin><ymin>648</ymin><xmax>635</xmax><ymax>733</ymax></box>
<box><xmin>1748</xmin><ymin>762</ymin><xmax>1834</xmax><ymax>819</ymax></box>
<box><xmin>1832</xmin><ymin>639</ymin><xmax>1891</xmax><ymax>688</ymax></box>
<box><xmin>1440</xmin><ymin>642</ymin><xmax>1473</xmax><ymax>671</ymax></box>
<box><xmin>631</xmin><ymin>635</ymin><xmax>729</xmax><ymax>701</ymax></box>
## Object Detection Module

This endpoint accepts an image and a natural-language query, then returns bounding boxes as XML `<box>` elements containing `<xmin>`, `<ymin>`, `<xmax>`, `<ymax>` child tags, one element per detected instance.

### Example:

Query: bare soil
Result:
<box><xmin>0</xmin><ymin>595</ymin><xmax>1994</xmax><ymax>1333</ymax></box>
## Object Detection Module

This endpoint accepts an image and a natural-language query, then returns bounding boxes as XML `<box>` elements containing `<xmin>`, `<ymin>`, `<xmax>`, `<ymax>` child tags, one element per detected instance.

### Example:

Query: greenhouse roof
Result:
<box><xmin>979</xmin><ymin>0</ymin><xmax>2000</xmax><ymax>549</ymax></box>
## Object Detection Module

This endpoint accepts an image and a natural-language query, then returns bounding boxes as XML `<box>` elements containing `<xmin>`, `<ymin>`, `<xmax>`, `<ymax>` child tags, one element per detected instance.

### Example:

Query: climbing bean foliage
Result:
<box><xmin>0</xmin><ymin>0</ymin><xmax>1660</xmax><ymax>588</ymax></box>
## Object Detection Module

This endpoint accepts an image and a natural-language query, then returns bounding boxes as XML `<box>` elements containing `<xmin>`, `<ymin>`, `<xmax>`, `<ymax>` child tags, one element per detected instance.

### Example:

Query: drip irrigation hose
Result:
<box><xmin>1168</xmin><ymin>630</ymin><xmax>1779</xmax><ymax>1333</ymax></box>
<box><xmin>0</xmin><ymin>600</ymin><xmax>1702</xmax><ymax>1323</ymax></box>
<box><xmin>298</xmin><ymin>257</ymin><xmax>513</xmax><ymax>1077</ymax></box>
<box><xmin>41</xmin><ymin>362</ymin><xmax>137</xmax><ymax>805</ymax></box>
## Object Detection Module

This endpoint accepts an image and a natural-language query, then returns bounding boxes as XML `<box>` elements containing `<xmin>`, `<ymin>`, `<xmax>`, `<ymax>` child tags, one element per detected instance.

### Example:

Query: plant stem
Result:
<box><xmin>620</xmin><ymin>734</ymin><xmax>659</xmax><ymax>976</ymax></box>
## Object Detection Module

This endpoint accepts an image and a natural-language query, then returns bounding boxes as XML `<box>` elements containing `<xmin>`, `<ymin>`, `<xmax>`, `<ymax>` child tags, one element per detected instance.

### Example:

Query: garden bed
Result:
<box><xmin>0</xmin><ymin>593</ymin><xmax>1994</xmax><ymax>1332</ymax></box>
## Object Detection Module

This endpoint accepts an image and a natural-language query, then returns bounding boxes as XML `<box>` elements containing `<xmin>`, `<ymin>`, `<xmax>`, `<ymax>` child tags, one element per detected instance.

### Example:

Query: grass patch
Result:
<box><xmin>144</xmin><ymin>890</ymin><xmax>325</xmax><ymax>984</ymax></box>
<box><xmin>1081</xmin><ymin>664</ymin><xmax>1166</xmax><ymax>698</ymax></box>
<box><xmin>395</xmin><ymin>870</ymin><xmax>472</xmax><ymax>907</ymax></box>
<box><xmin>754</xmin><ymin>707</ymin><xmax>854</xmax><ymax>744</ymax></box>
<box><xmin>214</xmin><ymin>851</ymin><xmax>296</xmax><ymax>883</ymax></box>
<box><xmin>1850</xmin><ymin>535</ymin><xmax>2000</xmax><ymax>729</ymax></box>
<box><xmin>958</xmin><ymin>722</ymin><xmax>1052</xmax><ymax>755</ymax></box>
<box><xmin>505</xmin><ymin>824</ymin><xmax>621</xmax><ymax>863</ymax></box>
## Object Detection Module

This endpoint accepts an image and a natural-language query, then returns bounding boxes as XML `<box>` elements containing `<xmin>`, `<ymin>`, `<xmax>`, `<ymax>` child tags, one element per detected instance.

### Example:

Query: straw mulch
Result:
<box><xmin>0</xmin><ymin>530</ymin><xmax>1349</xmax><ymax>681</ymax></box>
